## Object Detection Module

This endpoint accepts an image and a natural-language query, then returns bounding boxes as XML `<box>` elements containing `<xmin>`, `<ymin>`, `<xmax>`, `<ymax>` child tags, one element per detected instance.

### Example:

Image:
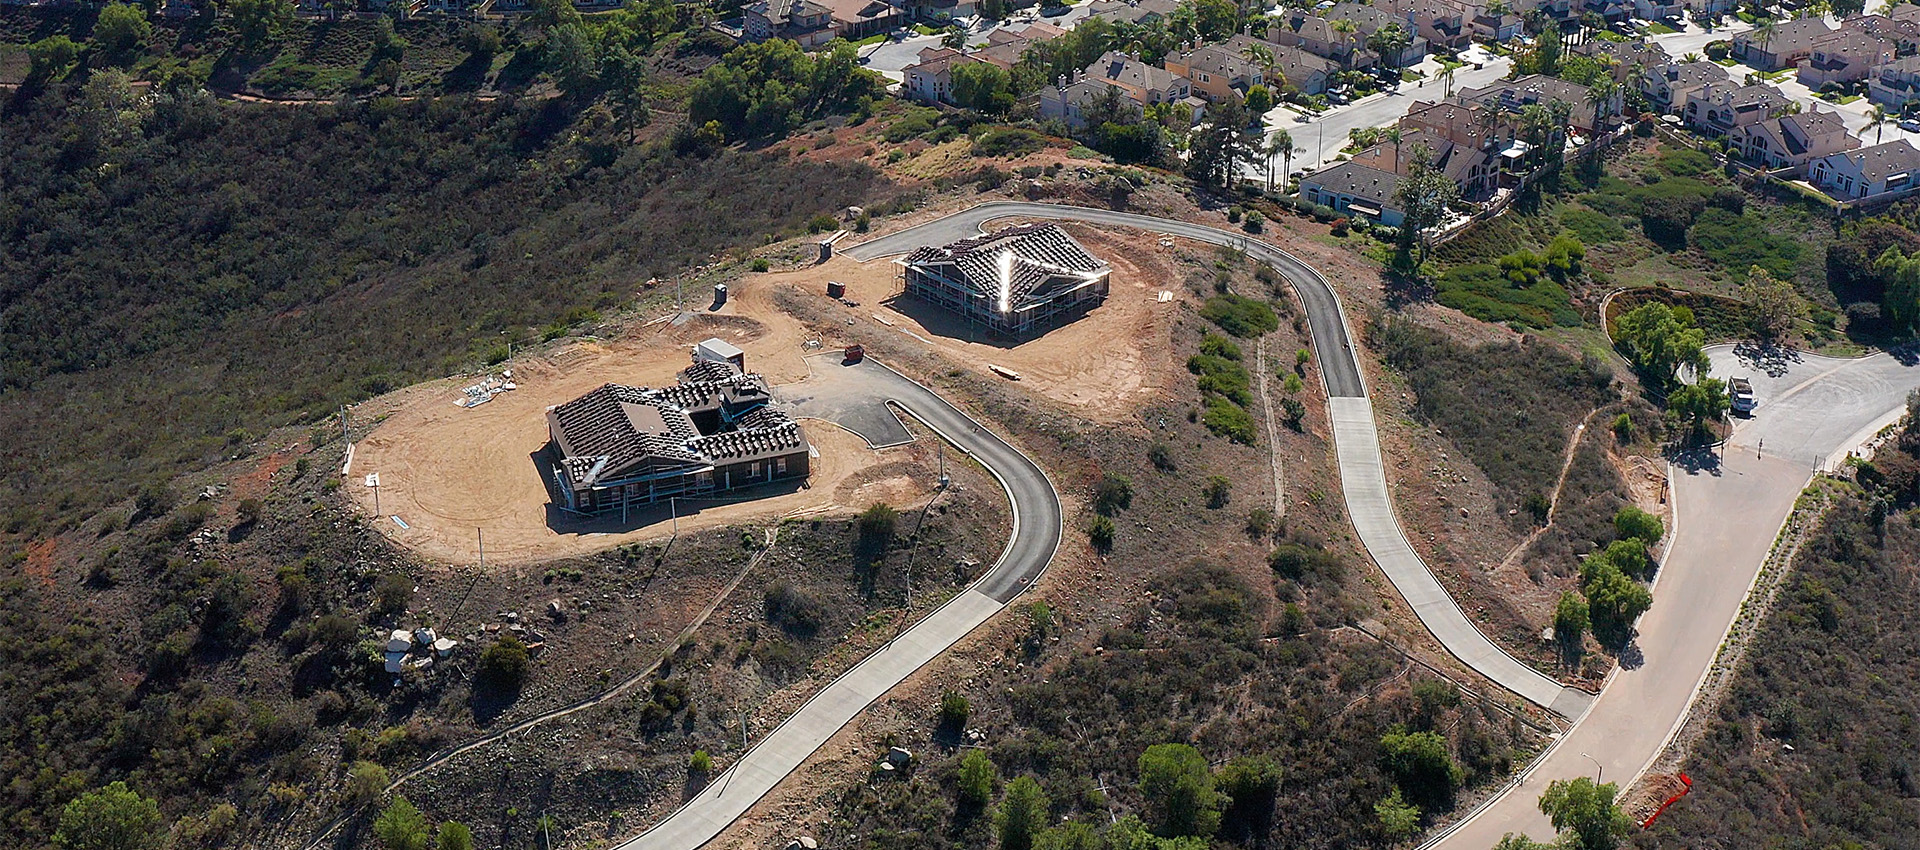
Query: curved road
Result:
<box><xmin>852</xmin><ymin>202</ymin><xmax>1591</xmax><ymax>717</ymax></box>
<box><xmin>616</xmin><ymin>357</ymin><xmax>1062</xmax><ymax>850</ymax></box>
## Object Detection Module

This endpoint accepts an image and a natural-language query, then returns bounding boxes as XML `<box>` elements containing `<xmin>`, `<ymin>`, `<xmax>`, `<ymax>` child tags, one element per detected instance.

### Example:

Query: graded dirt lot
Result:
<box><xmin>764</xmin><ymin>223</ymin><xmax>1186</xmax><ymax>422</ymax></box>
<box><xmin>347</xmin><ymin>311</ymin><xmax>937</xmax><ymax>567</ymax></box>
<box><xmin>350</xmin><ymin>222</ymin><xmax>1200</xmax><ymax>566</ymax></box>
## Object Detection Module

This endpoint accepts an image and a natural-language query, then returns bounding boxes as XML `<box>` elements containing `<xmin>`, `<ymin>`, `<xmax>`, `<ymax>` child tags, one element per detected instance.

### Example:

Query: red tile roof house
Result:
<box><xmin>899</xmin><ymin>223</ymin><xmax>1112</xmax><ymax>338</ymax></box>
<box><xmin>1733</xmin><ymin>17</ymin><xmax>1834</xmax><ymax>72</ymax></box>
<box><xmin>545</xmin><ymin>356</ymin><xmax>810</xmax><ymax>515</ymax></box>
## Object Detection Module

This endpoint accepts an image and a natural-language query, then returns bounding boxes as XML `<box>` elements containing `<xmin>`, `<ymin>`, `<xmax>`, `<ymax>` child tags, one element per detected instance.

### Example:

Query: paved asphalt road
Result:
<box><xmin>1259</xmin><ymin>51</ymin><xmax>1514</xmax><ymax>177</ymax></box>
<box><xmin>615</xmin><ymin>356</ymin><xmax>1061</xmax><ymax>850</ymax></box>
<box><xmin>1429</xmin><ymin>343</ymin><xmax>1920</xmax><ymax>848</ymax></box>
<box><xmin>851</xmin><ymin>201</ymin><xmax>1593</xmax><ymax>717</ymax></box>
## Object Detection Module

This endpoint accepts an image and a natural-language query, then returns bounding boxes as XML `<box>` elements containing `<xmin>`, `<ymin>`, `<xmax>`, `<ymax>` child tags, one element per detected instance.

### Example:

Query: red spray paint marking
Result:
<box><xmin>1640</xmin><ymin>773</ymin><xmax>1694</xmax><ymax>829</ymax></box>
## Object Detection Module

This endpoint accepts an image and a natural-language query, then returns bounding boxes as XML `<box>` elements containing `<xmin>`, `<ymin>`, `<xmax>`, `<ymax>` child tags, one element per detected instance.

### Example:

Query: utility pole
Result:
<box><xmin>477</xmin><ymin>527</ymin><xmax>485</xmax><ymax>571</ymax></box>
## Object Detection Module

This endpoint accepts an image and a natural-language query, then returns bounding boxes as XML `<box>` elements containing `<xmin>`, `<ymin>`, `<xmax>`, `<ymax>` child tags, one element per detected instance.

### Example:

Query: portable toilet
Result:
<box><xmin>826</xmin><ymin>280</ymin><xmax>846</xmax><ymax>299</ymax></box>
<box><xmin>713</xmin><ymin>283</ymin><xmax>728</xmax><ymax>306</ymax></box>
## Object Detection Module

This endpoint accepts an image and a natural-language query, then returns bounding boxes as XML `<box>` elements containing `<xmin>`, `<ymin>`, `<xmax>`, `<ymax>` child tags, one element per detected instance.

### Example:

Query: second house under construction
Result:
<box><xmin>900</xmin><ymin>222</ymin><xmax>1112</xmax><ymax>338</ymax></box>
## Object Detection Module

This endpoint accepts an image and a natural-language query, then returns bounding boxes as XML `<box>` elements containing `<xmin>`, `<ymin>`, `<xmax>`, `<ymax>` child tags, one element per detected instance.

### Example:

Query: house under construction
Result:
<box><xmin>900</xmin><ymin>222</ymin><xmax>1112</xmax><ymax>338</ymax></box>
<box><xmin>544</xmin><ymin>344</ymin><xmax>809</xmax><ymax>515</ymax></box>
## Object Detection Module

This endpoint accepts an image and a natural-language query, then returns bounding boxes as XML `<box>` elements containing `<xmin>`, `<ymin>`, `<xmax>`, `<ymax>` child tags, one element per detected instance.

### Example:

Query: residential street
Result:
<box><xmin>1258</xmin><ymin>49</ymin><xmax>1515</xmax><ymax>178</ymax></box>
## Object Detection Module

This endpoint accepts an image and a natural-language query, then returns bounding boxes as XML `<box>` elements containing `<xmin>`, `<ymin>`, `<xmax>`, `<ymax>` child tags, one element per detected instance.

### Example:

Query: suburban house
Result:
<box><xmin>1400</xmin><ymin>99</ymin><xmax>1516</xmax><ymax>152</ymax></box>
<box><xmin>968</xmin><ymin>22</ymin><xmax>1065</xmax><ymax>66</ymax></box>
<box><xmin>1164</xmin><ymin>41</ymin><xmax>1266</xmax><ymax>102</ymax></box>
<box><xmin>1576</xmin><ymin>32</ymin><xmax>1673</xmax><ymax>82</ymax></box>
<box><xmin>1267</xmin><ymin>14</ymin><xmax>1377</xmax><ymax>69</ymax></box>
<box><xmin>903</xmin><ymin>47</ymin><xmax>971</xmax><ymax>104</ymax></box>
<box><xmin>1299</xmin><ymin>161</ymin><xmax>1407</xmax><ymax>226</ymax></box>
<box><xmin>1732</xmin><ymin>18</ymin><xmax>1833</xmax><ymax>71</ymax></box>
<box><xmin>1262</xmin><ymin>41</ymin><xmax>1335</xmax><ymax>95</ymax></box>
<box><xmin>1797</xmin><ymin>27</ymin><xmax>1898</xmax><ymax>89</ymax></box>
<box><xmin>1081</xmin><ymin>51</ymin><xmax>1193</xmax><ymax>106</ymax></box>
<box><xmin>1386</xmin><ymin>0</ymin><xmax>1473</xmax><ymax>52</ymax></box>
<box><xmin>1732</xmin><ymin>110</ymin><xmax>1860</xmax><ymax>170</ymax></box>
<box><xmin>1631</xmin><ymin>0</ymin><xmax>1683</xmax><ymax>21</ymax></box>
<box><xmin>900</xmin><ymin>223</ymin><xmax>1112</xmax><ymax>337</ymax></box>
<box><xmin>1087</xmin><ymin>0</ymin><xmax>1180</xmax><ymax>24</ymax></box>
<box><xmin>1808</xmin><ymin>139</ymin><xmax>1920</xmax><ymax>200</ymax></box>
<box><xmin>1507</xmin><ymin>0</ymin><xmax>1573</xmax><ymax>18</ymax></box>
<box><xmin>1868</xmin><ymin>55</ymin><xmax>1920</xmax><ymax>112</ymax></box>
<box><xmin>1839</xmin><ymin>12</ymin><xmax>1920</xmax><ymax>55</ymax></box>
<box><xmin>1038</xmin><ymin>79</ymin><xmax>1143</xmax><ymax>127</ymax></box>
<box><xmin>1471</xmin><ymin>12</ymin><xmax>1524</xmax><ymax>42</ymax></box>
<box><xmin>1681</xmin><ymin>81</ymin><xmax>1791</xmax><ymax>138</ymax></box>
<box><xmin>1456</xmin><ymin>74</ymin><xmax>1610</xmax><ymax>134</ymax></box>
<box><xmin>1641</xmin><ymin>60</ymin><xmax>1729</xmax><ymax>114</ymax></box>
<box><xmin>1348</xmin><ymin>129</ymin><xmax>1500</xmax><ymax>198</ymax></box>
<box><xmin>1581</xmin><ymin>0</ymin><xmax>1632</xmax><ymax>24</ymax></box>
<box><xmin>1320</xmin><ymin>4</ymin><xmax>1428</xmax><ymax>66</ymax></box>
<box><xmin>742</xmin><ymin>0</ymin><xmax>837</xmax><ymax>47</ymax></box>
<box><xmin>545</xmin><ymin>352</ymin><xmax>810</xmax><ymax>515</ymax></box>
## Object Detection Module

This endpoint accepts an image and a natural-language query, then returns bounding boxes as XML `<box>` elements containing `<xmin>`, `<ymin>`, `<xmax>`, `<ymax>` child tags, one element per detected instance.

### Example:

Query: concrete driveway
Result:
<box><xmin>1428</xmin><ymin>343</ymin><xmax>1920</xmax><ymax>848</ymax></box>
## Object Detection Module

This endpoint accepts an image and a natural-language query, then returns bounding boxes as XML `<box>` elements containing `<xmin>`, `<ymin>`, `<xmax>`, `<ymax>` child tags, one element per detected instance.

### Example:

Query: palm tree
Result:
<box><xmin>1385</xmin><ymin>126</ymin><xmax>1404</xmax><ymax>170</ymax></box>
<box><xmin>1266</xmin><ymin>129</ymin><xmax>1300</xmax><ymax>191</ymax></box>
<box><xmin>1752</xmin><ymin>18</ymin><xmax>1775</xmax><ymax>67</ymax></box>
<box><xmin>1585</xmin><ymin>79</ymin><xmax>1618</xmax><ymax>132</ymax></box>
<box><xmin>943</xmin><ymin>24</ymin><xmax>967</xmax><ymax>51</ymax></box>
<box><xmin>1329</xmin><ymin>17</ymin><xmax>1360</xmax><ymax>65</ymax></box>
<box><xmin>1683</xmin><ymin>51</ymin><xmax>1702</xmax><ymax>62</ymax></box>
<box><xmin>1870</xmin><ymin>105</ymin><xmax>1889</xmax><ymax>143</ymax></box>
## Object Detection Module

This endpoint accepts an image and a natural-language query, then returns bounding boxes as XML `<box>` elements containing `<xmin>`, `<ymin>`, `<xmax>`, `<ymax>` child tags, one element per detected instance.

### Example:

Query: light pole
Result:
<box><xmin>1581</xmin><ymin>752</ymin><xmax>1603</xmax><ymax>783</ymax></box>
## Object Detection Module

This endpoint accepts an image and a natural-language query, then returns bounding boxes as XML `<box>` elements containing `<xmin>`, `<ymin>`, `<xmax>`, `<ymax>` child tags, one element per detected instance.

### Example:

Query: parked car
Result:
<box><xmin>1900</xmin><ymin>118</ymin><xmax>1920</xmax><ymax>133</ymax></box>
<box><xmin>1730</xmin><ymin>376</ymin><xmax>1757</xmax><ymax>414</ymax></box>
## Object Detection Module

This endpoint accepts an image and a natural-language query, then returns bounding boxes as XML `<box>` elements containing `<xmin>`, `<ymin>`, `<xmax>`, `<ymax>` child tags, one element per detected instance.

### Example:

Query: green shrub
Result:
<box><xmin>1200</xmin><ymin>294</ymin><xmax>1280</xmax><ymax>337</ymax></box>
<box><xmin>763</xmin><ymin>580</ymin><xmax>827</xmax><ymax>637</ymax></box>
<box><xmin>1188</xmin><ymin>354</ymin><xmax>1253</xmax><ymax>406</ymax></box>
<box><xmin>1689</xmin><ymin>207</ymin><xmax>1802</xmax><ymax>280</ymax></box>
<box><xmin>477</xmin><ymin>635</ymin><xmax>531</xmax><ymax>693</ymax></box>
<box><xmin>1201</xmin><ymin>397</ymin><xmax>1257</xmax><ymax>443</ymax></box>
<box><xmin>1093</xmin><ymin>473</ymin><xmax>1133</xmax><ymax>515</ymax></box>
<box><xmin>1203</xmin><ymin>475</ymin><xmax>1232</xmax><ymax>508</ymax></box>
<box><xmin>689</xmin><ymin>750</ymin><xmax>713</xmax><ymax>774</ymax></box>
<box><xmin>958</xmin><ymin>750</ymin><xmax>997</xmax><ymax>807</ymax></box>
<box><xmin>1268</xmin><ymin>542</ymin><xmax>1344</xmax><ymax>581</ymax></box>
<box><xmin>1089</xmin><ymin>514</ymin><xmax>1116</xmax><ymax>551</ymax></box>
<box><xmin>971</xmin><ymin>127</ymin><xmax>1047</xmax><ymax>157</ymax></box>
<box><xmin>1611</xmin><ymin>412</ymin><xmax>1634</xmax><ymax>443</ymax></box>
<box><xmin>1613</xmin><ymin>506</ymin><xmax>1664</xmax><ymax>546</ymax></box>
<box><xmin>1560</xmin><ymin>206</ymin><xmax>1626</xmax><ymax>244</ymax></box>
<box><xmin>751</xmin><ymin>258</ymin><xmax>771</xmax><ymax>272</ymax></box>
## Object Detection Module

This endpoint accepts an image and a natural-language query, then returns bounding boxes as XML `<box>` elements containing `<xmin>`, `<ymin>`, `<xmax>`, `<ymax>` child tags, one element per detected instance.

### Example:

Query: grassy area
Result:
<box><xmin>1645</xmin><ymin>20</ymin><xmax>1678</xmax><ymax>34</ymax></box>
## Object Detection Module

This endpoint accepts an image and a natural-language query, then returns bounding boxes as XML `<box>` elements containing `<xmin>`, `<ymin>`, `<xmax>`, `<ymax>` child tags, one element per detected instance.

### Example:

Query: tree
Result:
<box><xmin>477</xmin><ymin>634</ymin><xmax>531</xmax><ymax>693</ymax></box>
<box><xmin>529</xmin><ymin>0</ymin><xmax>582</xmax><ymax>28</ymax></box>
<box><xmin>1581</xmin><ymin>559</ymin><xmax>1651</xmax><ymax>647</ymax></box>
<box><xmin>1264</xmin><ymin>129</ymin><xmax>1298</xmax><ymax>192</ymax></box>
<box><xmin>374</xmin><ymin>797</ymin><xmax>432</xmax><ymax>850</ymax></box>
<box><xmin>1613</xmin><ymin>302</ymin><xmax>1708</xmax><ymax>391</ymax></box>
<box><xmin>1667</xmin><ymin>377</ymin><xmax>1730</xmax><ymax>442</ymax></box>
<box><xmin>53</xmin><ymin>782</ymin><xmax>162</xmax><ymax>850</ymax></box>
<box><xmin>1493</xmin><ymin>835</ymin><xmax>1558</xmax><ymax>850</ymax></box>
<box><xmin>227</xmin><ymin>0</ymin><xmax>292</xmax><ymax>53</ymax></box>
<box><xmin>858</xmin><ymin>502</ymin><xmax>898</xmax><ymax>543</ymax></box>
<box><xmin>1215</xmin><ymin>756</ymin><xmax>1281</xmax><ymax>839</ymax></box>
<box><xmin>1612</xmin><ymin>506</ymin><xmax>1664</xmax><ymax>547</ymax></box>
<box><xmin>999</xmin><ymin>776</ymin><xmax>1051</xmax><ymax>850</ymax></box>
<box><xmin>1553</xmin><ymin>590</ymin><xmax>1589</xmax><ymax>649</ymax></box>
<box><xmin>1393</xmin><ymin>143</ymin><xmax>1460</xmax><ymax>267</ymax></box>
<box><xmin>1831</xmin><ymin>0</ymin><xmax>1866</xmax><ymax>16</ymax></box>
<box><xmin>1869</xmin><ymin>104</ymin><xmax>1889</xmax><ymax>144</ymax></box>
<box><xmin>1137</xmin><ymin>743</ymin><xmax>1225</xmax><ymax>838</ymax></box>
<box><xmin>93</xmin><ymin>3</ymin><xmax>152</xmax><ymax>67</ymax></box>
<box><xmin>1741</xmin><ymin>265</ymin><xmax>1805</xmax><ymax>341</ymax></box>
<box><xmin>943</xmin><ymin>23</ymin><xmax>968</xmax><ymax>50</ymax></box>
<box><xmin>1374</xmin><ymin>788</ymin><xmax>1421</xmax><ymax>840</ymax></box>
<box><xmin>1203</xmin><ymin>476</ymin><xmax>1231</xmax><ymax>508</ymax></box>
<box><xmin>1186</xmin><ymin>96</ymin><xmax>1258</xmax><ymax>189</ymax></box>
<box><xmin>25</xmin><ymin>35</ymin><xmax>82</xmax><ymax>82</ymax></box>
<box><xmin>436</xmin><ymin>822</ymin><xmax>474</xmax><ymax>850</ymax></box>
<box><xmin>952</xmin><ymin>61</ymin><xmax>1015</xmax><ymax>114</ymax></box>
<box><xmin>546</xmin><ymin>23</ymin><xmax>600</xmax><ymax>98</ymax></box>
<box><xmin>1538</xmin><ymin>777</ymin><xmax>1634</xmax><ymax>850</ymax></box>
<box><xmin>1379</xmin><ymin>726</ymin><xmax>1463</xmax><ymax>807</ymax></box>
<box><xmin>1367</xmin><ymin>22</ymin><xmax>1411</xmax><ymax>64</ymax></box>
<box><xmin>939</xmin><ymin>690</ymin><xmax>971</xmax><ymax>730</ymax></box>
<box><xmin>1875</xmin><ymin>246</ymin><xmax>1920</xmax><ymax>331</ymax></box>
<box><xmin>1244</xmin><ymin>83</ymin><xmax>1273</xmax><ymax>116</ymax></box>
<box><xmin>958</xmin><ymin>750</ymin><xmax>998</xmax><ymax>807</ymax></box>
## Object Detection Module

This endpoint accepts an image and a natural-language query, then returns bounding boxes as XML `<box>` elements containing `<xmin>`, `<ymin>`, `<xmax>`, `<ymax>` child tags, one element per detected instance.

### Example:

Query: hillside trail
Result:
<box><xmin>1257</xmin><ymin>335</ymin><xmax>1287</xmax><ymax>522</ymax></box>
<box><xmin>1492</xmin><ymin>406</ymin><xmax>1607</xmax><ymax>575</ymax></box>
